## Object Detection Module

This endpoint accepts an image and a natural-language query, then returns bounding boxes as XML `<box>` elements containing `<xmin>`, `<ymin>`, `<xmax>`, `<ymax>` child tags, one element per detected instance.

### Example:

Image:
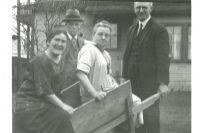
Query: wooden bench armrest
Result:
<box><xmin>132</xmin><ymin>93</ymin><xmax>161</xmax><ymax>115</ymax></box>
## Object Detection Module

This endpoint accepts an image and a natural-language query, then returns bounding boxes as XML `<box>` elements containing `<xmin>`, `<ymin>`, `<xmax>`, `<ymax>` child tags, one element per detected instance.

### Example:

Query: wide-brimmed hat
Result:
<box><xmin>62</xmin><ymin>9</ymin><xmax>83</xmax><ymax>22</ymax></box>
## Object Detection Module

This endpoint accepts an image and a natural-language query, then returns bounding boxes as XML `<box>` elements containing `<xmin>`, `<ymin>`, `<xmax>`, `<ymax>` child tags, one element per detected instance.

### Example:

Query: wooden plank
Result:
<box><xmin>92</xmin><ymin>92</ymin><xmax>162</xmax><ymax>133</ymax></box>
<box><xmin>126</xmin><ymin>95</ymin><xmax>135</xmax><ymax>133</ymax></box>
<box><xmin>132</xmin><ymin>93</ymin><xmax>160</xmax><ymax>115</ymax></box>
<box><xmin>60</xmin><ymin>82</ymin><xmax>81</xmax><ymax>108</ymax></box>
<box><xmin>91</xmin><ymin>114</ymin><xmax>127</xmax><ymax>133</ymax></box>
<box><xmin>92</xmin><ymin>93</ymin><xmax>162</xmax><ymax>133</ymax></box>
<box><xmin>71</xmin><ymin>81</ymin><xmax>132</xmax><ymax>133</ymax></box>
<box><xmin>62</xmin><ymin>81</ymin><xmax>161</xmax><ymax>133</ymax></box>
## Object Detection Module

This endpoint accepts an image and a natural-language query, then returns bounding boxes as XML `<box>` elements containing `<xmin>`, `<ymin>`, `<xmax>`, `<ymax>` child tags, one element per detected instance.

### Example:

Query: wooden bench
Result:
<box><xmin>60</xmin><ymin>81</ymin><xmax>160</xmax><ymax>133</ymax></box>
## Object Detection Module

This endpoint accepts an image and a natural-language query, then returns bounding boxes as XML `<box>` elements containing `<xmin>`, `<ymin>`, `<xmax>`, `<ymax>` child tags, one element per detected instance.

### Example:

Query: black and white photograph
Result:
<box><xmin>1</xmin><ymin>0</ymin><xmax>196</xmax><ymax>132</ymax></box>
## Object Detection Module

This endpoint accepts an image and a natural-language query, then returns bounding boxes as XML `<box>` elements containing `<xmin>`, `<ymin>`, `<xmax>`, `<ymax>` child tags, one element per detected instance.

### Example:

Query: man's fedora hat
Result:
<box><xmin>62</xmin><ymin>9</ymin><xmax>83</xmax><ymax>22</ymax></box>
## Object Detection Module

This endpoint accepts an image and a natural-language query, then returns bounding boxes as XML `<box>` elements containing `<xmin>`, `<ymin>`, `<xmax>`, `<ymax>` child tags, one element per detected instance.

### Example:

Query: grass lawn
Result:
<box><xmin>160</xmin><ymin>91</ymin><xmax>191</xmax><ymax>133</ymax></box>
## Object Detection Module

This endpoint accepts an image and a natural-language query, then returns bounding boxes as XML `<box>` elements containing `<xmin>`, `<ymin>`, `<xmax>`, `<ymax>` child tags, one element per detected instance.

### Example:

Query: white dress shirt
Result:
<box><xmin>138</xmin><ymin>15</ymin><xmax>151</xmax><ymax>32</ymax></box>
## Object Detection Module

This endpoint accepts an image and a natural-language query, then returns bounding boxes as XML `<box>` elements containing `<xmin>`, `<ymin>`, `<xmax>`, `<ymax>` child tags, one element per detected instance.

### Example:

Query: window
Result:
<box><xmin>166</xmin><ymin>26</ymin><xmax>182</xmax><ymax>60</ymax></box>
<box><xmin>188</xmin><ymin>26</ymin><xmax>191</xmax><ymax>60</ymax></box>
<box><xmin>105</xmin><ymin>23</ymin><xmax>118</xmax><ymax>49</ymax></box>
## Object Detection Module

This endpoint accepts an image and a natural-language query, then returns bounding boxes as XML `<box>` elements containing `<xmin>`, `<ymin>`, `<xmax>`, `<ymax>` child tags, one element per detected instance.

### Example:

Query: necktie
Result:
<box><xmin>137</xmin><ymin>23</ymin><xmax>143</xmax><ymax>37</ymax></box>
<box><xmin>71</xmin><ymin>37</ymin><xmax>77</xmax><ymax>48</ymax></box>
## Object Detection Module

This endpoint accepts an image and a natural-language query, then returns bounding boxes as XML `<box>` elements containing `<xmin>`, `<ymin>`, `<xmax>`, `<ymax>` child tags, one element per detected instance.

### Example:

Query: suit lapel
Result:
<box><xmin>128</xmin><ymin>24</ymin><xmax>138</xmax><ymax>49</ymax></box>
<box><xmin>137</xmin><ymin>18</ymin><xmax>153</xmax><ymax>48</ymax></box>
<box><xmin>66</xmin><ymin>34</ymin><xmax>73</xmax><ymax>46</ymax></box>
<box><xmin>124</xmin><ymin>24</ymin><xmax>138</xmax><ymax>61</ymax></box>
<box><xmin>62</xmin><ymin>34</ymin><xmax>72</xmax><ymax>57</ymax></box>
<box><xmin>77</xmin><ymin>37</ymin><xmax>84</xmax><ymax>50</ymax></box>
<box><xmin>67</xmin><ymin>34</ymin><xmax>81</xmax><ymax>50</ymax></box>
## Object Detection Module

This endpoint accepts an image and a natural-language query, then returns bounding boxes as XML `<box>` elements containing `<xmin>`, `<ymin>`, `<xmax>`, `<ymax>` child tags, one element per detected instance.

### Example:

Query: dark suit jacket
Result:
<box><xmin>122</xmin><ymin>18</ymin><xmax>170</xmax><ymax>95</ymax></box>
<box><xmin>61</xmin><ymin>35</ymin><xmax>84</xmax><ymax>105</ymax></box>
<box><xmin>63</xmin><ymin>34</ymin><xmax>85</xmax><ymax>78</ymax></box>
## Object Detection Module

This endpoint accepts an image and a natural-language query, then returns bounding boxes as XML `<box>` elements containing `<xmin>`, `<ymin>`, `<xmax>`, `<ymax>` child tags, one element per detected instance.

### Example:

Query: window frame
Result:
<box><xmin>163</xmin><ymin>22</ymin><xmax>191</xmax><ymax>63</ymax></box>
<box><xmin>187</xmin><ymin>25</ymin><xmax>191</xmax><ymax>60</ymax></box>
<box><xmin>105</xmin><ymin>23</ymin><xmax>118</xmax><ymax>50</ymax></box>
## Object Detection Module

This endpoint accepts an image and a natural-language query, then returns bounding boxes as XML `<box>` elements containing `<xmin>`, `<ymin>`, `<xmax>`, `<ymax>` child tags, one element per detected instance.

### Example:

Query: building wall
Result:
<box><xmin>33</xmin><ymin>11</ymin><xmax>191</xmax><ymax>91</ymax></box>
<box><xmin>169</xmin><ymin>63</ymin><xmax>191</xmax><ymax>91</ymax></box>
<box><xmin>154</xmin><ymin>15</ymin><xmax>191</xmax><ymax>23</ymax></box>
<box><xmin>108</xmin><ymin>16</ymin><xmax>133</xmax><ymax>76</ymax></box>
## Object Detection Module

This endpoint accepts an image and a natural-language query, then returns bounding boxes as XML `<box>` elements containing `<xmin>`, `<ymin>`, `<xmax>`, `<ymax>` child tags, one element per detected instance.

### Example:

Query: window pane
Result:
<box><xmin>188</xmin><ymin>26</ymin><xmax>191</xmax><ymax>59</ymax></box>
<box><xmin>166</xmin><ymin>26</ymin><xmax>182</xmax><ymax>60</ymax></box>
<box><xmin>173</xmin><ymin>27</ymin><xmax>182</xmax><ymax>59</ymax></box>
<box><xmin>108</xmin><ymin>23</ymin><xmax>118</xmax><ymax>49</ymax></box>
<box><xmin>111</xmin><ymin>24</ymin><xmax>117</xmax><ymax>35</ymax></box>
<box><xmin>111</xmin><ymin>35</ymin><xmax>117</xmax><ymax>48</ymax></box>
<box><xmin>166</xmin><ymin>27</ymin><xmax>173</xmax><ymax>58</ymax></box>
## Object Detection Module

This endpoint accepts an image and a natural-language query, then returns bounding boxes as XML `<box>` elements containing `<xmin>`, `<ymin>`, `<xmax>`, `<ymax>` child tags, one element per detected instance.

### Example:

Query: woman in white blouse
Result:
<box><xmin>76</xmin><ymin>20</ymin><xmax>117</xmax><ymax>103</ymax></box>
<box><xmin>76</xmin><ymin>20</ymin><xmax>143</xmax><ymax>132</ymax></box>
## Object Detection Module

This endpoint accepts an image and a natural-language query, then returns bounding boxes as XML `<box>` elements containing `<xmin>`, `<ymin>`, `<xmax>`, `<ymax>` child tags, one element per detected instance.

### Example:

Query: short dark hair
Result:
<box><xmin>93</xmin><ymin>20</ymin><xmax>112</xmax><ymax>35</ymax></box>
<box><xmin>46</xmin><ymin>27</ymin><xmax>68</xmax><ymax>43</ymax></box>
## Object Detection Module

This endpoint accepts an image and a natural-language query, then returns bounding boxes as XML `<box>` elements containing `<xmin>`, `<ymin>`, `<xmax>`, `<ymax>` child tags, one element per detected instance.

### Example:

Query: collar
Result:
<box><xmin>84</xmin><ymin>40</ymin><xmax>105</xmax><ymax>52</ymax></box>
<box><xmin>67</xmin><ymin>32</ymin><xmax>78</xmax><ymax>40</ymax></box>
<box><xmin>139</xmin><ymin>15</ymin><xmax>151</xmax><ymax>29</ymax></box>
<box><xmin>94</xmin><ymin>43</ymin><xmax>105</xmax><ymax>52</ymax></box>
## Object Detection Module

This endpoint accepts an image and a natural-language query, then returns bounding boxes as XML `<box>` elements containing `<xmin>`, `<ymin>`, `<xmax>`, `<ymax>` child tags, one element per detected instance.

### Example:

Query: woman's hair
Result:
<box><xmin>46</xmin><ymin>27</ymin><xmax>68</xmax><ymax>43</ymax></box>
<box><xmin>92</xmin><ymin>20</ymin><xmax>112</xmax><ymax>35</ymax></box>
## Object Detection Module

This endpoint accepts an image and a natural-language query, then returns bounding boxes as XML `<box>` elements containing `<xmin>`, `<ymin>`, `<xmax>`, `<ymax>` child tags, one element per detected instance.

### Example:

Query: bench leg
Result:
<box><xmin>126</xmin><ymin>95</ymin><xmax>135</xmax><ymax>133</ymax></box>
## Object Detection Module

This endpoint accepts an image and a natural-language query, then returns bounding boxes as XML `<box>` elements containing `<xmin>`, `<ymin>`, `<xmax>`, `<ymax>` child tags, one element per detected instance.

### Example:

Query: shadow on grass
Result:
<box><xmin>160</xmin><ymin>91</ymin><xmax>191</xmax><ymax>133</ymax></box>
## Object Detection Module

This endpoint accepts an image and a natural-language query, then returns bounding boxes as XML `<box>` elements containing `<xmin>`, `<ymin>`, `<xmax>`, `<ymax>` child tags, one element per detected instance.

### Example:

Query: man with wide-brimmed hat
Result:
<box><xmin>61</xmin><ymin>9</ymin><xmax>85</xmax><ymax>105</ymax></box>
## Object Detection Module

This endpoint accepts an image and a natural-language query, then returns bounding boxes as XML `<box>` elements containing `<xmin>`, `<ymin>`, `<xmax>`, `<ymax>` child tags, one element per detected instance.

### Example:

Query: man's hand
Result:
<box><xmin>157</xmin><ymin>83</ymin><xmax>169</xmax><ymax>98</ymax></box>
<box><xmin>121</xmin><ymin>78</ymin><xmax>127</xmax><ymax>83</ymax></box>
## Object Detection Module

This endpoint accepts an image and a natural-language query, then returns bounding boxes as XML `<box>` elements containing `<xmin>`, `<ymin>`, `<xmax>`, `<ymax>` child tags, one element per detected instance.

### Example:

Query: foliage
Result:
<box><xmin>13</xmin><ymin>0</ymin><xmax>100</xmax><ymax>58</ymax></box>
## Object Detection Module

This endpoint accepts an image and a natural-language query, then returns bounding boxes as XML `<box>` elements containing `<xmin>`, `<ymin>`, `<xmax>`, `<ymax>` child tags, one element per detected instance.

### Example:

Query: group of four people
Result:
<box><xmin>13</xmin><ymin>2</ymin><xmax>170</xmax><ymax>133</ymax></box>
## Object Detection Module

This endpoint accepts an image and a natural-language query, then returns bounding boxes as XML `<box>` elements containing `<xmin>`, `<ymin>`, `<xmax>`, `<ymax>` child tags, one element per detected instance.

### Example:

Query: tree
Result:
<box><xmin>12</xmin><ymin>5</ymin><xmax>29</xmax><ymax>57</ymax></box>
<box><xmin>13</xmin><ymin>0</ymin><xmax>103</xmax><ymax>58</ymax></box>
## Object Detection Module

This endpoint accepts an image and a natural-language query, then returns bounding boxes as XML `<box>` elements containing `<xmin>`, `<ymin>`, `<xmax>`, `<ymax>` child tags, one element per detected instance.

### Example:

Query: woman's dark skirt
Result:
<box><xmin>13</xmin><ymin>106</ymin><xmax>75</xmax><ymax>133</ymax></box>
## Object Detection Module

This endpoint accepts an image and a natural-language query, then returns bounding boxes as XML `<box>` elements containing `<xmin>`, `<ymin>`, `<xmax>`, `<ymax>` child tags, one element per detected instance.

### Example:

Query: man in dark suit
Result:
<box><xmin>122</xmin><ymin>2</ymin><xmax>170</xmax><ymax>133</ymax></box>
<box><xmin>61</xmin><ymin>9</ymin><xmax>85</xmax><ymax>105</ymax></box>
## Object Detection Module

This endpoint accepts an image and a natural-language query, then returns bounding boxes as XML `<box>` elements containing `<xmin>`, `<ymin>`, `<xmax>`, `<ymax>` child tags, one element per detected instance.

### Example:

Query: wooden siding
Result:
<box><xmin>169</xmin><ymin>63</ymin><xmax>191</xmax><ymax>91</ymax></box>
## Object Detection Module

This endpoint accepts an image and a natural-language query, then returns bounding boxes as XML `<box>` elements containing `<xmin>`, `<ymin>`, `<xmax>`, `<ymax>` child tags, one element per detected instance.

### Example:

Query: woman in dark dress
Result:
<box><xmin>13</xmin><ymin>28</ymin><xmax>75</xmax><ymax>133</ymax></box>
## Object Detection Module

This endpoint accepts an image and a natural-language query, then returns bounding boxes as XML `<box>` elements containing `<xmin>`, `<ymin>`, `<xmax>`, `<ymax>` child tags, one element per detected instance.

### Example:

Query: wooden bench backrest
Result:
<box><xmin>62</xmin><ymin>81</ymin><xmax>132</xmax><ymax>133</ymax></box>
<box><xmin>60</xmin><ymin>82</ymin><xmax>81</xmax><ymax>108</ymax></box>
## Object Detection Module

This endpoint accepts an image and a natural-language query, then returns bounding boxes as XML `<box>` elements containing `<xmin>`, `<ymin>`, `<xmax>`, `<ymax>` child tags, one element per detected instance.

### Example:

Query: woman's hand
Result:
<box><xmin>44</xmin><ymin>94</ymin><xmax>75</xmax><ymax>116</ymax></box>
<box><xmin>77</xmin><ymin>71</ymin><xmax>107</xmax><ymax>101</ymax></box>
<box><xmin>94</xmin><ymin>92</ymin><xmax>107</xmax><ymax>101</ymax></box>
<box><xmin>62</xmin><ymin>104</ymin><xmax>75</xmax><ymax>115</ymax></box>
